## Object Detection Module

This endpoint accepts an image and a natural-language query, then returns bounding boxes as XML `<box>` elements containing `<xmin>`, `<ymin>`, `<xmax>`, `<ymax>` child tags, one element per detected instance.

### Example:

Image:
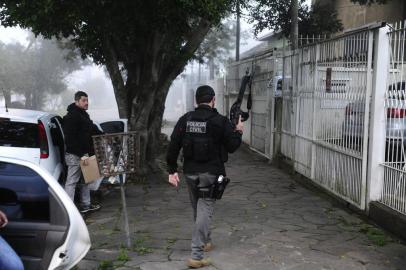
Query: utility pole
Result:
<box><xmin>290</xmin><ymin>0</ymin><xmax>299</xmax><ymax>50</ymax></box>
<box><xmin>236</xmin><ymin>0</ymin><xmax>240</xmax><ymax>62</ymax></box>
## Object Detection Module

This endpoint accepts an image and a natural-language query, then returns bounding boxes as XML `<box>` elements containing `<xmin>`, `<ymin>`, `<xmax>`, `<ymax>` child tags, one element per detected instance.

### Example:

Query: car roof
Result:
<box><xmin>0</xmin><ymin>108</ymin><xmax>56</xmax><ymax>123</ymax></box>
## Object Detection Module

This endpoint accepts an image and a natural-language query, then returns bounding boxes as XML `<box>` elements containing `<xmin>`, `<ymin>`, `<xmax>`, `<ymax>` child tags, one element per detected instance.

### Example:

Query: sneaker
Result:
<box><xmin>203</xmin><ymin>243</ymin><xmax>213</xmax><ymax>252</ymax></box>
<box><xmin>187</xmin><ymin>258</ymin><xmax>211</xmax><ymax>268</ymax></box>
<box><xmin>80</xmin><ymin>204</ymin><xmax>101</xmax><ymax>214</ymax></box>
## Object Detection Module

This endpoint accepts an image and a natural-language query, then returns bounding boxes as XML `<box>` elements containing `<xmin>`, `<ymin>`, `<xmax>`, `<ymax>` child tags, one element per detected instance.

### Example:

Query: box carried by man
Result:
<box><xmin>80</xmin><ymin>155</ymin><xmax>101</xmax><ymax>183</ymax></box>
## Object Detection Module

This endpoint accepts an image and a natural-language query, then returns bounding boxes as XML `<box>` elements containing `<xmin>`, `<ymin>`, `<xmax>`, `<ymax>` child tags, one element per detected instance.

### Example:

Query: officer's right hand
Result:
<box><xmin>169</xmin><ymin>173</ymin><xmax>180</xmax><ymax>187</ymax></box>
<box><xmin>235</xmin><ymin>115</ymin><xmax>244</xmax><ymax>133</ymax></box>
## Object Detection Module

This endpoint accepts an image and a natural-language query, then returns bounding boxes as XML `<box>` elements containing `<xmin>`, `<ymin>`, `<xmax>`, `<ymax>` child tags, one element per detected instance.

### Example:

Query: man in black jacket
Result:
<box><xmin>167</xmin><ymin>85</ymin><xmax>243</xmax><ymax>268</ymax></box>
<box><xmin>63</xmin><ymin>91</ymin><xmax>102</xmax><ymax>213</ymax></box>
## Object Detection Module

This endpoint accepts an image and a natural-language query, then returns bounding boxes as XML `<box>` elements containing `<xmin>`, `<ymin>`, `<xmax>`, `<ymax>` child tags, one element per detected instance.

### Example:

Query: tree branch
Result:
<box><xmin>160</xmin><ymin>19</ymin><xmax>211</xmax><ymax>88</ymax></box>
<box><xmin>102</xmin><ymin>36</ymin><xmax>128</xmax><ymax>118</ymax></box>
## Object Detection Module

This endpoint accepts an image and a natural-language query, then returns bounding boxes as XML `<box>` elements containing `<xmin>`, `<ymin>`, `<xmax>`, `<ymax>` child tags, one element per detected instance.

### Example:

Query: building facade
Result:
<box><xmin>315</xmin><ymin>0</ymin><xmax>405</xmax><ymax>31</ymax></box>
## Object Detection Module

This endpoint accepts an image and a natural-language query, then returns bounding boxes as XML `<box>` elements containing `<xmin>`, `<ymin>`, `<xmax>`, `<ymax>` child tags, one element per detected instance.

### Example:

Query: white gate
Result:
<box><xmin>280</xmin><ymin>29</ymin><xmax>376</xmax><ymax>209</ymax></box>
<box><xmin>250</xmin><ymin>54</ymin><xmax>277</xmax><ymax>157</ymax></box>
<box><xmin>225</xmin><ymin>50</ymin><xmax>280</xmax><ymax>159</ymax></box>
<box><xmin>281</xmin><ymin>51</ymin><xmax>296</xmax><ymax>161</ymax></box>
<box><xmin>312</xmin><ymin>30</ymin><xmax>373</xmax><ymax>209</ymax></box>
<box><xmin>295</xmin><ymin>46</ymin><xmax>316</xmax><ymax>178</ymax></box>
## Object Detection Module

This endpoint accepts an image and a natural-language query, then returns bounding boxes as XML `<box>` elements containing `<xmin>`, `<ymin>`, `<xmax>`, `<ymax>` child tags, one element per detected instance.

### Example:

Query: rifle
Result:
<box><xmin>229</xmin><ymin>62</ymin><xmax>255</xmax><ymax>128</ymax></box>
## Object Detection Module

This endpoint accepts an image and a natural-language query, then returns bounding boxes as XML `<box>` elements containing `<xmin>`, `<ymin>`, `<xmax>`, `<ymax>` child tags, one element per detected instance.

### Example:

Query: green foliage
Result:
<box><xmin>299</xmin><ymin>2</ymin><xmax>343</xmax><ymax>37</ymax></box>
<box><xmin>359</xmin><ymin>224</ymin><xmax>392</xmax><ymax>246</ymax></box>
<box><xmin>195</xmin><ymin>18</ymin><xmax>249</xmax><ymax>62</ymax></box>
<box><xmin>134</xmin><ymin>246</ymin><xmax>153</xmax><ymax>255</ymax></box>
<box><xmin>194</xmin><ymin>18</ymin><xmax>250</xmax><ymax>79</ymax></box>
<box><xmin>117</xmin><ymin>248</ymin><xmax>130</xmax><ymax>262</ymax></box>
<box><xmin>0</xmin><ymin>0</ymin><xmax>235</xmax><ymax>66</ymax></box>
<box><xmin>96</xmin><ymin>260</ymin><xmax>114</xmax><ymax>270</ymax></box>
<box><xmin>248</xmin><ymin>1</ymin><xmax>343</xmax><ymax>38</ymax></box>
<box><xmin>195</xmin><ymin>19</ymin><xmax>237</xmax><ymax>64</ymax></box>
<box><xmin>133</xmin><ymin>237</ymin><xmax>153</xmax><ymax>255</ymax></box>
<box><xmin>0</xmin><ymin>36</ymin><xmax>85</xmax><ymax>110</ymax></box>
<box><xmin>164</xmin><ymin>238</ymin><xmax>178</xmax><ymax>250</ymax></box>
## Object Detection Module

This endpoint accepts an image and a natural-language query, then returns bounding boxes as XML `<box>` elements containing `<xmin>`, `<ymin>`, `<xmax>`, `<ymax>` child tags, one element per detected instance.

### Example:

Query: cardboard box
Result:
<box><xmin>80</xmin><ymin>155</ymin><xmax>101</xmax><ymax>183</ymax></box>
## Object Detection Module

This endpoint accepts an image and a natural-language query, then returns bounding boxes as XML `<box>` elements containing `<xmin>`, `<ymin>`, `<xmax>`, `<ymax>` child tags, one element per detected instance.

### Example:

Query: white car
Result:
<box><xmin>0</xmin><ymin>156</ymin><xmax>91</xmax><ymax>269</ymax></box>
<box><xmin>0</xmin><ymin>109</ymin><xmax>65</xmax><ymax>183</ymax></box>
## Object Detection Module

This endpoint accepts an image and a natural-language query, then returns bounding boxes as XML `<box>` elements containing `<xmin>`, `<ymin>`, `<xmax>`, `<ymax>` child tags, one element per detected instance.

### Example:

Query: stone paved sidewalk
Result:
<box><xmin>77</xmin><ymin>146</ymin><xmax>406</xmax><ymax>270</ymax></box>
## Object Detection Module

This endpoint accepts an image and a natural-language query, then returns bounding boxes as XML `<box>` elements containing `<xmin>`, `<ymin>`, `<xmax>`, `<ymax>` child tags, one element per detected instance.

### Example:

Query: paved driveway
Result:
<box><xmin>78</xmin><ymin>146</ymin><xmax>406</xmax><ymax>270</ymax></box>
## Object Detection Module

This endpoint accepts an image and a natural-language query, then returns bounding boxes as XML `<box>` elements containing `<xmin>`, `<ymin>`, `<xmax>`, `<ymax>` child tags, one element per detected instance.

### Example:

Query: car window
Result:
<box><xmin>388</xmin><ymin>81</ymin><xmax>406</xmax><ymax>100</ymax></box>
<box><xmin>0</xmin><ymin>161</ymin><xmax>49</xmax><ymax>222</ymax></box>
<box><xmin>50</xmin><ymin>118</ymin><xmax>64</xmax><ymax>146</ymax></box>
<box><xmin>100</xmin><ymin>121</ymin><xmax>125</xmax><ymax>133</ymax></box>
<box><xmin>0</xmin><ymin>121</ymin><xmax>39</xmax><ymax>148</ymax></box>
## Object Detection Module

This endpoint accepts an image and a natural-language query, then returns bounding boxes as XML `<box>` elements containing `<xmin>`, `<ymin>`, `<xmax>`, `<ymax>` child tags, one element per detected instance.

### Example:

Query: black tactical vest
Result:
<box><xmin>182</xmin><ymin>112</ymin><xmax>219</xmax><ymax>162</ymax></box>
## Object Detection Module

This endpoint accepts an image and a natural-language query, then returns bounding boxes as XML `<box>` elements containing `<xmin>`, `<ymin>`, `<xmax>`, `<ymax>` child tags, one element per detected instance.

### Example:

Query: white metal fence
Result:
<box><xmin>224</xmin><ymin>22</ymin><xmax>406</xmax><ymax>217</ymax></box>
<box><xmin>281</xmin><ymin>51</ymin><xmax>296</xmax><ymax>161</ymax></box>
<box><xmin>279</xmin><ymin>30</ymin><xmax>373</xmax><ymax>209</ymax></box>
<box><xmin>379</xmin><ymin>22</ymin><xmax>406</xmax><ymax>214</ymax></box>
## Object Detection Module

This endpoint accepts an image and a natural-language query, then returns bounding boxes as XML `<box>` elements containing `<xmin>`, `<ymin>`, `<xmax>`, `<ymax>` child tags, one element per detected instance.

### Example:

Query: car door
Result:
<box><xmin>49</xmin><ymin>116</ymin><xmax>66</xmax><ymax>183</ymax></box>
<box><xmin>0</xmin><ymin>157</ymin><xmax>90</xmax><ymax>270</ymax></box>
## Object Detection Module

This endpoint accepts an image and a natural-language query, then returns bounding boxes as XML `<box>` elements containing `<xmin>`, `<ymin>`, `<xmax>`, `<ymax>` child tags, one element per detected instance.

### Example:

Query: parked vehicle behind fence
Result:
<box><xmin>342</xmin><ymin>81</ymin><xmax>406</xmax><ymax>162</ymax></box>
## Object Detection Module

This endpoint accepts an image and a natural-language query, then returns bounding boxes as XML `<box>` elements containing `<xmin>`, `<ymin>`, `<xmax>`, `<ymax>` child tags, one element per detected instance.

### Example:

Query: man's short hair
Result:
<box><xmin>195</xmin><ymin>85</ymin><xmax>215</xmax><ymax>104</ymax></box>
<box><xmin>74</xmin><ymin>91</ymin><xmax>88</xmax><ymax>101</ymax></box>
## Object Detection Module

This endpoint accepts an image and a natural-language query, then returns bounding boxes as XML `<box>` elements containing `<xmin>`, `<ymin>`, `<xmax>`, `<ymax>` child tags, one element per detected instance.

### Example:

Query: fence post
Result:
<box><xmin>366</xmin><ymin>26</ymin><xmax>390</xmax><ymax>211</ymax></box>
<box><xmin>294</xmin><ymin>49</ymin><xmax>302</xmax><ymax>171</ymax></box>
<box><xmin>359</xmin><ymin>30</ymin><xmax>375</xmax><ymax>210</ymax></box>
<box><xmin>311</xmin><ymin>44</ymin><xmax>320</xmax><ymax>180</ymax></box>
<box><xmin>266</xmin><ymin>59</ymin><xmax>274</xmax><ymax>159</ymax></box>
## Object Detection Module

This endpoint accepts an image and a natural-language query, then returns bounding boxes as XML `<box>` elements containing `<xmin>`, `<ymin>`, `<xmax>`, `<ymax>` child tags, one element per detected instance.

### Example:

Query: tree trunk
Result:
<box><xmin>32</xmin><ymin>92</ymin><xmax>42</xmax><ymax>110</ymax></box>
<box><xmin>2</xmin><ymin>90</ymin><xmax>11</xmax><ymax>108</ymax></box>
<box><xmin>24</xmin><ymin>92</ymin><xmax>32</xmax><ymax>109</ymax></box>
<box><xmin>103</xmin><ymin>20</ymin><xmax>211</xmax><ymax>175</ymax></box>
<box><xmin>128</xmin><ymin>86</ymin><xmax>154</xmax><ymax>175</ymax></box>
<box><xmin>125</xmin><ymin>78</ymin><xmax>172</xmax><ymax>174</ymax></box>
<box><xmin>146</xmin><ymin>87</ymin><xmax>168</xmax><ymax>170</ymax></box>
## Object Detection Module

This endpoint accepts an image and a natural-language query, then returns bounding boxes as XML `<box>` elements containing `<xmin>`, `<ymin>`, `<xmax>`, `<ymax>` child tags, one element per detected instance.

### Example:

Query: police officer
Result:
<box><xmin>167</xmin><ymin>85</ymin><xmax>243</xmax><ymax>268</ymax></box>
